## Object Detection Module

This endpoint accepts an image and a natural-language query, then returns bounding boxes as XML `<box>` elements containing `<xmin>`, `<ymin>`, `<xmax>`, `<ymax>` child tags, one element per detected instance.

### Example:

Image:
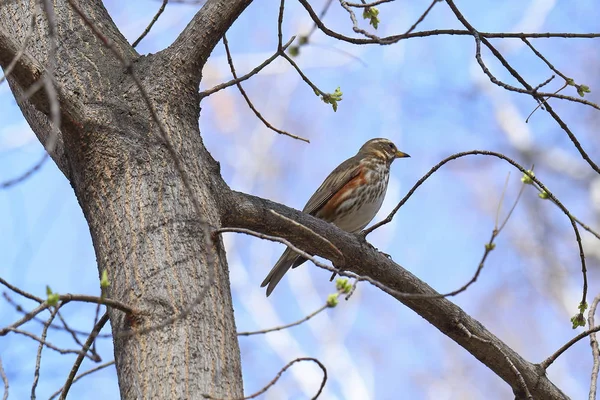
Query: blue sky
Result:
<box><xmin>1</xmin><ymin>0</ymin><xmax>599</xmax><ymax>399</ymax></box>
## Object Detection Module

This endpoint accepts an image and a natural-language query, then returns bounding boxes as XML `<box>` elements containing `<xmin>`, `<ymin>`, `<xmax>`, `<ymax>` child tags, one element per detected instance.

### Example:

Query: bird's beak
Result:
<box><xmin>395</xmin><ymin>151</ymin><xmax>411</xmax><ymax>159</ymax></box>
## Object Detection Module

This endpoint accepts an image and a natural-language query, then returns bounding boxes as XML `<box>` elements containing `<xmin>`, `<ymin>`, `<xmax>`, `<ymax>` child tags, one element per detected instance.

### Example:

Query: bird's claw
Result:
<box><xmin>355</xmin><ymin>232</ymin><xmax>392</xmax><ymax>259</ymax></box>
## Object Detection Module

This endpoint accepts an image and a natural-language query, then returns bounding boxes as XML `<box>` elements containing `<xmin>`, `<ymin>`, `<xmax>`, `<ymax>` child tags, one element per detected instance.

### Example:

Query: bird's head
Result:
<box><xmin>358</xmin><ymin>138</ymin><xmax>410</xmax><ymax>163</ymax></box>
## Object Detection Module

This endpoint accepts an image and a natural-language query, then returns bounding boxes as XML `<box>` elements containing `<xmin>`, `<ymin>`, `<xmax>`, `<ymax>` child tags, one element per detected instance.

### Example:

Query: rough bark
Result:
<box><xmin>0</xmin><ymin>0</ymin><xmax>250</xmax><ymax>398</ymax></box>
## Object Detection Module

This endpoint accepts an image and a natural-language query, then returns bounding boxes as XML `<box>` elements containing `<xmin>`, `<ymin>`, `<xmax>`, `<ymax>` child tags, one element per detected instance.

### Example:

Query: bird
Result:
<box><xmin>261</xmin><ymin>138</ymin><xmax>410</xmax><ymax>296</ymax></box>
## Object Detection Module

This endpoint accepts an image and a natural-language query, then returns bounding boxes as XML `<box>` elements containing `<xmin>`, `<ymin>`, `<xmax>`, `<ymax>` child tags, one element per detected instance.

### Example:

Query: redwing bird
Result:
<box><xmin>261</xmin><ymin>138</ymin><xmax>410</xmax><ymax>296</ymax></box>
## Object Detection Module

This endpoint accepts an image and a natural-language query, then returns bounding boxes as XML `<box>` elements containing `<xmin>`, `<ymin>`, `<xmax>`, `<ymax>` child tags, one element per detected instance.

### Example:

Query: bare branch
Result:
<box><xmin>0</xmin><ymin>4</ymin><xmax>38</xmax><ymax>86</ymax></box>
<box><xmin>132</xmin><ymin>0</ymin><xmax>168</xmax><ymax>48</ymax></box>
<box><xmin>297</xmin><ymin>0</ymin><xmax>600</xmax><ymax>45</ymax></box>
<box><xmin>404</xmin><ymin>0</ymin><xmax>442</xmax><ymax>35</ymax></box>
<box><xmin>589</xmin><ymin>294</ymin><xmax>600</xmax><ymax>400</ymax></box>
<box><xmin>59</xmin><ymin>312</ymin><xmax>109</xmax><ymax>400</ymax></box>
<box><xmin>458</xmin><ymin>323</ymin><xmax>532</xmax><ymax>399</ymax></box>
<box><xmin>199</xmin><ymin>36</ymin><xmax>295</xmax><ymax>100</ymax></box>
<box><xmin>203</xmin><ymin>357</ymin><xmax>327</xmax><ymax>400</ymax></box>
<box><xmin>0</xmin><ymin>153</ymin><xmax>49</xmax><ymax>189</ymax></box>
<box><xmin>166</xmin><ymin>0</ymin><xmax>252</xmax><ymax>84</ymax></box>
<box><xmin>221</xmin><ymin>176</ymin><xmax>568</xmax><ymax>397</ymax></box>
<box><xmin>0</xmin><ymin>357</ymin><xmax>7</xmax><ymax>400</ymax></box>
<box><xmin>219</xmin><ymin>34</ymin><xmax>309</xmax><ymax>142</ymax></box>
<box><xmin>541</xmin><ymin>325</ymin><xmax>600</xmax><ymax>370</ymax></box>
<box><xmin>31</xmin><ymin>306</ymin><xmax>59</xmax><ymax>399</ymax></box>
<box><xmin>49</xmin><ymin>360</ymin><xmax>115</xmax><ymax>400</ymax></box>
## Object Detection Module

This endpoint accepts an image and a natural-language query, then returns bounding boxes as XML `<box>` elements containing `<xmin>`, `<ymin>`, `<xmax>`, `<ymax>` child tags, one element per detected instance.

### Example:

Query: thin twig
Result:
<box><xmin>0</xmin><ymin>357</ymin><xmax>8</xmax><ymax>400</ymax></box>
<box><xmin>238</xmin><ymin>290</ymin><xmax>344</xmax><ymax>336</ymax></box>
<box><xmin>0</xmin><ymin>277</ymin><xmax>44</xmax><ymax>303</ymax></box>
<box><xmin>345</xmin><ymin>0</ymin><xmax>394</xmax><ymax>7</ymax></box>
<box><xmin>132</xmin><ymin>0</ymin><xmax>168</xmax><ymax>48</ymax></box>
<box><xmin>221</xmin><ymin>34</ymin><xmax>309</xmax><ymax>142</ymax></box>
<box><xmin>49</xmin><ymin>360</ymin><xmax>115</xmax><ymax>400</ymax></box>
<box><xmin>31</xmin><ymin>306</ymin><xmax>59</xmax><ymax>400</ymax></box>
<box><xmin>458</xmin><ymin>323</ymin><xmax>532</xmax><ymax>399</ymax></box>
<box><xmin>363</xmin><ymin>150</ymin><xmax>588</xmax><ymax>307</ymax></box>
<box><xmin>7</xmin><ymin>327</ymin><xmax>95</xmax><ymax>360</ymax></box>
<box><xmin>269</xmin><ymin>209</ymin><xmax>343</xmax><ymax>259</ymax></box>
<box><xmin>59</xmin><ymin>312</ymin><xmax>109</xmax><ymax>400</ymax></box>
<box><xmin>0</xmin><ymin>154</ymin><xmax>49</xmax><ymax>189</ymax></box>
<box><xmin>198</xmin><ymin>36</ymin><xmax>295</xmax><ymax>99</ymax></box>
<box><xmin>58</xmin><ymin>293</ymin><xmax>136</xmax><ymax>315</ymax></box>
<box><xmin>404</xmin><ymin>0</ymin><xmax>441</xmax><ymax>35</ymax></box>
<box><xmin>589</xmin><ymin>294</ymin><xmax>600</xmax><ymax>400</ymax></box>
<box><xmin>2</xmin><ymin>292</ymin><xmax>111</xmax><ymax>339</ymax></box>
<box><xmin>203</xmin><ymin>357</ymin><xmax>327</xmax><ymax>400</ymax></box>
<box><xmin>41</xmin><ymin>0</ymin><xmax>61</xmax><ymax>156</ymax></box>
<box><xmin>0</xmin><ymin>5</ymin><xmax>39</xmax><ymax>86</ymax></box>
<box><xmin>541</xmin><ymin>324</ymin><xmax>600</xmax><ymax>370</ymax></box>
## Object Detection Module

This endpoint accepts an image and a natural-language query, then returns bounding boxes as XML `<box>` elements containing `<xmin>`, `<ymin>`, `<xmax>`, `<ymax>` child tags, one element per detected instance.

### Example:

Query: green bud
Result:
<box><xmin>335</xmin><ymin>278</ymin><xmax>352</xmax><ymax>294</ymax></box>
<box><xmin>566</xmin><ymin>78</ymin><xmax>575</xmax><ymax>86</ymax></box>
<box><xmin>538</xmin><ymin>191</ymin><xmax>549</xmax><ymax>199</ymax></box>
<box><xmin>46</xmin><ymin>285</ymin><xmax>59</xmax><ymax>306</ymax></box>
<box><xmin>100</xmin><ymin>270</ymin><xmax>110</xmax><ymax>289</ymax></box>
<box><xmin>578</xmin><ymin>302</ymin><xmax>588</xmax><ymax>313</ymax></box>
<box><xmin>485</xmin><ymin>243</ymin><xmax>496</xmax><ymax>251</ymax></box>
<box><xmin>577</xmin><ymin>84</ymin><xmax>591</xmax><ymax>97</ymax></box>
<box><xmin>288</xmin><ymin>46</ymin><xmax>300</xmax><ymax>57</ymax></box>
<box><xmin>570</xmin><ymin>313</ymin><xmax>586</xmax><ymax>329</ymax></box>
<box><xmin>298</xmin><ymin>35</ymin><xmax>309</xmax><ymax>45</ymax></box>
<box><xmin>362</xmin><ymin>7</ymin><xmax>380</xmax><ymax>29</ymax></box>
<box><xmin>326</xmin><ymin>294</ymin><xmax>339</xmax><ymax>307</ymax></box>
<box><xmin>520</xmin><ymin>170</ymin><xmax>535</xmax><ymax>184</ymax></box>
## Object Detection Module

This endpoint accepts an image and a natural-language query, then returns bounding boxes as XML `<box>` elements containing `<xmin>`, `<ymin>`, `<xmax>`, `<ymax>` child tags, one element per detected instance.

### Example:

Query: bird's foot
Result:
<box><xmin>355</xmin><ymin>231</ymin><xmax>392</xmax><ymax>259</ymax></box>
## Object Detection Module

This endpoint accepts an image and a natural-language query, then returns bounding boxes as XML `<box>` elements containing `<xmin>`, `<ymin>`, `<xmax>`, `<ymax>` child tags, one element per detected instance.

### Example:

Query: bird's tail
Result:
<box><xmin>261</xmin><ymin>248</ymin><xmax>306</xmax><ymax>296</ymax></box>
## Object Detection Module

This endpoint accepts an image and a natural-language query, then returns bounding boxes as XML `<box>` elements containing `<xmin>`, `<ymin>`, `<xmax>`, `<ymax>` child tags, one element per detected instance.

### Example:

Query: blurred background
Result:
<box><xmin>1</xmin><ymin>0</ymin><xmax>599</xmax><ymax>398</ymax></box>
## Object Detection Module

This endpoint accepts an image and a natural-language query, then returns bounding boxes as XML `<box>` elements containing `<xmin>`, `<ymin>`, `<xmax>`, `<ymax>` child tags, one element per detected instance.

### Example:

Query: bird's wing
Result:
<box><xmin>302</xmin><ymin>156</ymin><xmax>362</xmax><ymax>216</ymax></box>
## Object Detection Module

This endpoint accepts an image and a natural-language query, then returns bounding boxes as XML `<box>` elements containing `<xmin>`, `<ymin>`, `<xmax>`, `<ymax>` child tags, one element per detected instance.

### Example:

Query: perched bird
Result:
<box><xmin>261</xmin><ymin>138</ymin><xmax>410</xmax><ymax>296</ymax></box>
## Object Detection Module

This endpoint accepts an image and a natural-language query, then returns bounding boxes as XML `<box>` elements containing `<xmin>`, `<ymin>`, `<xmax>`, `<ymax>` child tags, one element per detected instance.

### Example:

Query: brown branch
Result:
<box><xmin>444</xmin><ymin>0</ymin><xmax>600</xmax><ymax>178</ymax></box>
<box><xmin>541</xmin><ymin>325</ymin><xmax>600</xmax><ymax>370</ymax></box>
<box><xmin>59</xmin><ymin>312</ymin><xmax>109</xmax><ymax>400</ymax></box>
<box><xmin>297</xmin><ymin>0</ymin><xmax>600</xmax><ymax>45</ymax></box>
<box><xmin>49</xmin><ymin>360</ymin><xmax>115</xmax><ymax>400</ymax></box>
<box><xmin>0</xmin><ymin>153</ymin><xmax>49</xmax><ymax>189</ymax></box>
<box><xmin>132</xmin><ymin>0</ymin><xmax>168</xmax><ymax>48</ymax></box>
<box><xmin>58</xmin><ymin>293</ymin><xmax>136</xmax><ymax>315</ymax></box>
<box><xmin>203</xmin><ymin>357</ymin><xmax>327</xmax><ymax>400</ymax></box>
<box><xmin>458</xmin><ymin>323</ymin><xmax>532</xmax><ymax>399</ymax></box>
<box><xmin>166</xmin><ymin>0</ymin><xmax>252</xmax><ymax>84</ymax></box>
<box><xmin>364</xmin><ymin>150</ymin><xmax>589</xmax><ymax>311</ymax></box>
<box><xmin>2</xmin><ymin>292</ymin><xmax>111</xmax><ymax>340</ymax></box>
<box><xmin>7</xmin><ymin>327</ymin><xmax>96</xmax><ymax>360</ymax></box>
<box><xmin>345</xmin><ymin>0</ymin><xmax>394</xmax><ymax>7</ymax></box>
<box><xmin>404</xmin><ymin>0</ymin><xmax>442</xmax><ymax>35</ymax></box>
<box><xmin>238</xmin><ymin>304</ymin><xmax>329</xmax><ymax>337</ymax></box>
<box><xmin>30</xmin><ymin>306</ymin><xmax>59</xmax><ymax>399</ymax></box>
<box><xmin>237</xmin><ymin>289</ymin><xmax>344</xmax><ymax>336</ymax></box>
<box><xmin>0</xmin><ymin>357</ymin><xmax>7</xmax><ymax>400</ymax></box>
<box><xmin>220</xmin><ymin>179</ymin><xmax>568</xmax><ymax>398</ymax></box>
<box><xmin>589</xmin><ymin>294</ymin><xmax>600</xmax><ymax>400</ymax></box>
<box><xmin>270</xmin><ymin>209</ymin><xmax>343</xmax><ymax>259</ymax></box>
<box><xmin>220</xmin><ymin>34</ymin><xmax>309</xmax><ymax>142</ymax></box>
<box><xmin>0</xmin><ymin>4</ymin><xmax>38</xmax><ymax>86</ymax></box>
<box><xmin>0</xmin><ymin>276</ymin><xmax>43</xmax><ymax>303</ymax></box>
<box><xmin>199</xmin><ymin>36</ymin><xmax>295</xmax><ymax>100</ymax></box>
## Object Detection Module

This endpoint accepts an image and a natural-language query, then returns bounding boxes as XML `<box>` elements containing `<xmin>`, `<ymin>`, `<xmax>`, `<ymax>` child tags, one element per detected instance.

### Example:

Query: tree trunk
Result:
<box><xmin>0</xmin><ymin>0</ymin><xmax>250</xmax><ymax>398</ymax></box>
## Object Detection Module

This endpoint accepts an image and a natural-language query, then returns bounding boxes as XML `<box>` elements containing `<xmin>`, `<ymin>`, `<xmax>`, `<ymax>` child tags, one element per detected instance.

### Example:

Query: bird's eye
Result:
<box><xmin>388</xmin><ymin>143</ymin><xmax>395</xmax><ymax>150</ymax></box>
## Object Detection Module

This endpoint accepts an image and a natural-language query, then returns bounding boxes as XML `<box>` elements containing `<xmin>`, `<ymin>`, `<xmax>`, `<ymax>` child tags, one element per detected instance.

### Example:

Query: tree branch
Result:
<box><xmin>166</xmin><ymin>0</ymin><xmax>253</xmax><ymax>85</ymax></box>
<box><xmin>219</xmin><ymin>187</ymin><xmax>567</xmax><ymax>398</ymax></box>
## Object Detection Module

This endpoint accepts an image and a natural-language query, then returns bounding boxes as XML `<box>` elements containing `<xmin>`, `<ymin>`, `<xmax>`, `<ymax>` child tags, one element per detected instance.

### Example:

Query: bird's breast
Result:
<box><xmin>327</xmin><ymin>160</ymin><xmax>390</xmax><ymax>233</ymax></box>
